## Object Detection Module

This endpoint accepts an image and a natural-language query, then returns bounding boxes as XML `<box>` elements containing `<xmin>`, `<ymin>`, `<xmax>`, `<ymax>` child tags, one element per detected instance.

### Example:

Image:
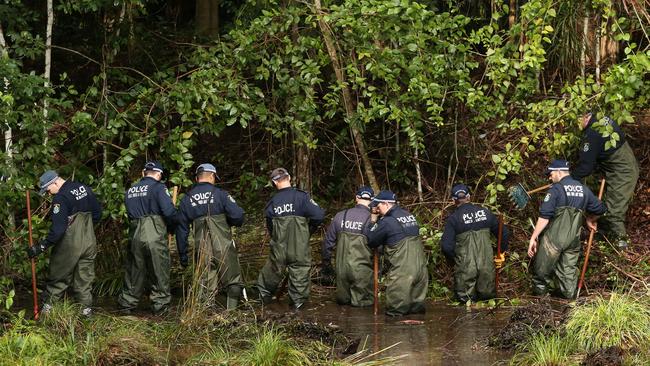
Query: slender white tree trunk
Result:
<box><xmin>595</xmin><ymin>12</ymin><xmax>601</xmax><ymax>85</ymax></box>
<box><xmin>415</xmin><ymin>147</ymin><xmax>423</xmax><ymax>202</ymax></box>
<box><xmin>44</xmin><ymin>0</ymin><xmax>54</xmax><ymax>145</ymax></box>
<box><xmin>581</xmin><ymin>4</ymin><xmax>590</xmax><ymax>78</ymax></box>
<box><xmin>0</xmin><ymin>24</ymin><xmax>15</xmax><ymax>228</ymax></box>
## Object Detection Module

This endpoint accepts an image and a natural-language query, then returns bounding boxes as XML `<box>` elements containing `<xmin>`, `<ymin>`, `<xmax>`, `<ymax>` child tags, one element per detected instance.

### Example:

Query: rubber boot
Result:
<box><xmin>226</xmin><ymin>285</ymin><xmax>241</xmax><ymax>310</ymax></box>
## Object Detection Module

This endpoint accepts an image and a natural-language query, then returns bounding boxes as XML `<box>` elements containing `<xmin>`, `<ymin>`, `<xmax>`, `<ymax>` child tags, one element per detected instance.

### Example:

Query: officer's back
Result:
<box><xmin>265</xmin><ymin>187</ymin><xmax>324</xmax><ymax>234</ymax></box>
<box><xmin>540</xmin><ymin>176</ymin><xmax>605</xmax><ymax>219</ymax></box>
<box><xmin>125</xmin><ymin>167</ymin><xmax>175</xmax><ymax>221</ymax></box>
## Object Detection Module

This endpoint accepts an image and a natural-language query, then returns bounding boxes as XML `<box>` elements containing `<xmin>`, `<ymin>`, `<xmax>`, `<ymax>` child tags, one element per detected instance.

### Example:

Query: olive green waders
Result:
<box><xmin>335</xmin><ymin>231</ymin><xmax>373</xmax><ymax>307</ymax></box>
<box><xmin>118</xmin><ymin>215</ymin><xmax>170</xmax><ymax>312</ymax></box>
<box><xmin>194</xmin><ymin>214</ymin><xmax>244</xmax><ymax>309</ymax></box>
<box><xmin>599</xmin><ymin>142</ymin><xmax>638</xmax><ymax>241</ymax></box>
<box><xmin>454</xmin><ymin>228</ymin><xmax>496</xmax><ymax>302</ymax></box>
<box><xmin>384</xmin><ymin>236</ymin><xmax>428</xmax><ymax>316</ymax></box>
<box><xmin>257</xmin><ymin>216</ymin><xmax>311</xmax><ymax>306</ymax></box>
<box><xmin>44</xmin><ymin>212</ymin><xmax>96</xmax><ymax>307</ymax></box>
<box><xmin>532</xmin><ymin>206</ymin><xmax>584</xmax><ymax>299</ymax></box>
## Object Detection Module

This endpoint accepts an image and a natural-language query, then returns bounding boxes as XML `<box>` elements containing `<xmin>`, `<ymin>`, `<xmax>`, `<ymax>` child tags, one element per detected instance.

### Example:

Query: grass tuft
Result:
<box><xmin>239</xmin><ymin>327</ymin><xmax>311</xmax><ymax>366</ymax></box>
<box><xmin>566</xmin><ymin>293</ymin><xmax>650</xmax><ymax>352</ymax></box>
<box><xmin>509</xmin><ymin>332</ymin><xmax>577</xmax><ymax>366</ymax></box>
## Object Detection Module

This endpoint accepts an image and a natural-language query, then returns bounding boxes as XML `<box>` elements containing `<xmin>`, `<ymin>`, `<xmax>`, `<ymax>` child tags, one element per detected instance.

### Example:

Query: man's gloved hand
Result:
<box><xmin>494</xmin><ymin>252</ymin><xmax>506</xmax><ymax>269</ymax></box>
<box><xmin>26</xmin><ymin>241</ymin><xmax>47</xmax><ymax>259</ymax></box>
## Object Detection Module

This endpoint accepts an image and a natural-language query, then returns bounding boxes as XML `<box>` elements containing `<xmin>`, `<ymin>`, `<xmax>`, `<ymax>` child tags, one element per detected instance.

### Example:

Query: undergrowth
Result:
<box><xmin>0</xmin><ymin>301</ymin><xmax>358</xmax><ymax>365</ymax></box>
<box><xmin>510</xmin><ymin>292</ymin><xmax>650</xmax><ymax>366</ymax></box>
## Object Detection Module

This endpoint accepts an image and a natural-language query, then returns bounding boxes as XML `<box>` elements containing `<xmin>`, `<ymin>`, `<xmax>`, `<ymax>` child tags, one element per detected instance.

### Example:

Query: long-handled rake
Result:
<box><xmin>508</xmin><ymin>183</ymin><xmax>552</xmax><ymax>209</ymax></box>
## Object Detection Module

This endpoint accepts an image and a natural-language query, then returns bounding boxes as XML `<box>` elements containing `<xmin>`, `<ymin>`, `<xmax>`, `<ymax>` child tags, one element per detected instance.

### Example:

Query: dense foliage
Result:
<box><xmin>1</xmin><ymin>0</ymin><xmax>649</xmax><ymax>291</ymax></box>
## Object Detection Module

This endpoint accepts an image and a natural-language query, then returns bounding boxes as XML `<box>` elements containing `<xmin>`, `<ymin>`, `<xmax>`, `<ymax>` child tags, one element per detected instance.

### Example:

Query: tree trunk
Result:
<box><xmin>595</xmin><ymin>12</ymin><xmax>601</xmax><ymax>85</ymax></box>
<box><xmin>1</xmin><ymin>24</ymin><xmax>15</xmax><ymax>228</ymax></box>
<box><xmin>313</xmin><ymin>0</ymin><xmax>379</xmax><ymax>192</ymax></box>
<box><xmin>414</xmin><ymin>147</ymin><xmax>423</xmax><ymax>202</ymax></box>
<box><xmin>44</xmin><ymin>0</ymin><xmax>54</xmax><ymax>145</ymax></box>
<box><xmin>508</xmin><ymin>0</ymin><xmax>516</xmax><ymax>29</ymax></box>
<box><xmin>581</xmin><ymin>3</ymin><xmax>590</xmax><ymax>78</ymax></box>
<box><xmin>196</xmin><ymin>0</ymin><xmax>219</xmax><ymax>36</ymax></box>
<box><xmin>295</xmin><ymin>143</ymin><xmax>312</xmax><ymax>192</ymax></box>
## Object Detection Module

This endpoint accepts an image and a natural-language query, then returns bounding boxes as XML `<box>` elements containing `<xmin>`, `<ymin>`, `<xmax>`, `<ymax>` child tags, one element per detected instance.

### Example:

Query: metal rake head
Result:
<box><xmin>508</xmin><ymin>183</ymin><xmax>532</xmax><ymax>209</ymax></box>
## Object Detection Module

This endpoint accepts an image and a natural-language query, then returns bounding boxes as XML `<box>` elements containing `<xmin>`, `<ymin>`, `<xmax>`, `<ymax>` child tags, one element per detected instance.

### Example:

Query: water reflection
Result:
<box><xmin>267</xmin><ymin>298</ymin><xmax>512</xmax><ymax>365</ymax></box>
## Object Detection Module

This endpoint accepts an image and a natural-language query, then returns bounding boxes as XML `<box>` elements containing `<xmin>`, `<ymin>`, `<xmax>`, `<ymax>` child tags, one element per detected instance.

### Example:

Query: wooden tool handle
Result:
<box><xmin>26</xmin><ymin>190</ymin><xmax>39</xmax><ymax>320</ymax></box>
<box><xmin>576</xmin><ymin>178</ymin><xmax>606</xmax><ymax>297</ymax></box>
<box><xmin>495</xmin><ymin>215</ymin><xmax>503</xmax><ymax>297</ymax></box>
<box><xmin>527</xmin><ymin>184</ymin><xmax>552</xmax><ymax>195</ymax></box>
<box><xmin>373</xmin><ymin>248</ymin><xmax>379</xmax><ymax>315</ymax></box>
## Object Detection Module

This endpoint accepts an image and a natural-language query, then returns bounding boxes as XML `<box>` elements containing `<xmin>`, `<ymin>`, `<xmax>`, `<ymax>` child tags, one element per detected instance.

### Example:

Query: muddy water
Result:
<box><xmin>266</xmin><ymin>297</ymin><xmax>513</xmax><ymax>365</ymax></box>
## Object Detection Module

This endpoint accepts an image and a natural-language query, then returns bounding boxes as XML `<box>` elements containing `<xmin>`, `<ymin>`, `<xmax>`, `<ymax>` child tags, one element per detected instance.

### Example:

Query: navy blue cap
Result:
<box><xmin>196</xmin><ymin>163</ymin><xmax>217</xmax><ymax>174</ymax></box>
<box><xmin>356</xmin><ymin>186</ymin><xmax>374</xmax><ymax>200</ymax></box>
<box><xmin>39</xmin><ymin>170</ymin><xmax>59</xmax><ymax>195</ymax></box>
<box><xmin>369</xmin><ymin>190</ymin><xmax>397</xmax><ymax>207</ymax></box>
<box><xmin>143</xmin><ymin>160</ymin><xmax>164</xmax><ymax>173</ymax></box>
<box><xmin>451</xmin><ymin>183</ymin><xmax>470</xmax><ymax>200</ymax></box>
<box><xmin>546</xmin><ymin>159</ymin><xmax>570</xmax><ymax>175</ymax></box>
<box><xmin>270</xmin><ymin>167</ymin><xmax>290</xmax><ymax>181</ymax></box>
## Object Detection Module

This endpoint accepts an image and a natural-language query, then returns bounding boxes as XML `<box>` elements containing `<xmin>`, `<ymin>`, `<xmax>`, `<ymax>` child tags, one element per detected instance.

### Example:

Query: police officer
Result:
<box><xmin>257</xmin><ymin>168</ymin><xmax>325</xmax><ymax>310</ymax></box>
<box><xmin>364</xmin><ymin>190</ymin><xmax>428</xmax><ymax>316</ymax></box>
<box><xmin>322</xmin><ymin>186</ymin><xmax>374</xmax><ymax>307</ymax></box>
<box><xmin>118</xmin><ymin>161</ymin><xmax>177</xmax><ymax>314</ymax></box>
<box><xmin>528</xmin><ymin>159</ymin><xmax>607</xmax><ymax>299</ymax></box>
<box><xmin>27</xmin><ymin>170</ymin><xmax>102</xmax><ymax>316</ymax></box>
<box><xmin>572</xmin><ymin>112</ymin><xmax>639</xmax><ymax>249</ymax></box>
<box><xmin>176</xmin><ymin>163</ymin><xmax>245</xmax><ymax>309</ymax></box>
<box><xmin>440</xmin><ymin>184</ymin><xmax>509</xmax><ymax>302</ymax></box>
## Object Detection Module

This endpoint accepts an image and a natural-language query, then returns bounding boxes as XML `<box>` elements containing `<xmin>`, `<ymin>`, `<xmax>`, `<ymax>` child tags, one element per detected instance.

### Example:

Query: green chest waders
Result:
<box><xmin>454</xmin><ymin>228</ymin><xmax>496</xmax><ymax>302</ymax></box>
<box><xmin>335</xmin><ymin>231</ymin><xmax>373</xmax><ymax>306</ymax></box>
<box><xmin>193</xmin><ymin>214</ymin><xmax>243</xmax><ymax>309</ymax></box>
<box><xmin>383</xmin><ymin>236</ymin><xmax>428</xmax><ymax>316</ymax></box>
<box><xmin>257</xmin><ymin>216</ymin><xmax>311</xmax><ymax>306</ymax></box>
<box><xmin>45</xmin><ymin>212</ymin><xmax>96</xmax><ymax>307</ymax></box>
<box><xmin>532</xmin><ymin>206</ymin><xmax>584</xmax><ymax>298</ymax></box>
<box><xmin>598</xmin><ymin>141</ymin><xmax>639</xmax><ymax>240</ymax></box>
<box><xmin>118</xmin><ymin>215</ymin><xmax>170</xmax><ymax>312</ymax></box>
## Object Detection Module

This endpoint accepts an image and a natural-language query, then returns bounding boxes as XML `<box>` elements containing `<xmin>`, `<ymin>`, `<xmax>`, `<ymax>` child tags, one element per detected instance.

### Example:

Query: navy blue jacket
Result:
<box><xmin>539</xmin><ymin>176</ymin><xmax>607</xmax><ymax>219</ymax></box>
<box><xmin>124</xmin><ymin>177</ymin><xmax>176</xmax><ymax>223</ymax></box>
<box><xmin>45</xmin><ymin>180</ymin><xmax>102</xmax><ymax>246</ymax></box>
<box><xmin>322</xmin><ymin>204</ymin><xmax>372</xmax><ymax>263</ymax></box>
<box><xmin>175</xmin><ymin>182</ymin><xmax>245</xmax><ymax>262</ymax></box>
<box><xmin>264</xmin><ymin>187</ymin><xmax>325</xmax><ymax>235</ymax></box>
<box><xmin>365</xmin><ymin>205</ymin><xmax>419</xmax><ymax>248</ymax></box>
<box><xmin>573</xmin><ymin>116</ymin><xmax>627</xmax><ymax>180</ymax></box>
<box><xmin>440</xmin><ymin>202</ymin><xmax>508</xmax><ymax>260</ymax></box>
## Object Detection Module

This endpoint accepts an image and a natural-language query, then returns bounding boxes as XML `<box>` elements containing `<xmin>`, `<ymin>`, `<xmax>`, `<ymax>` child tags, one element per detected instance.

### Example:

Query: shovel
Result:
<box><xmin>508</xmin><ymin>183</ymin><xmax>551</xmax><ymax>209</ymax></box>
